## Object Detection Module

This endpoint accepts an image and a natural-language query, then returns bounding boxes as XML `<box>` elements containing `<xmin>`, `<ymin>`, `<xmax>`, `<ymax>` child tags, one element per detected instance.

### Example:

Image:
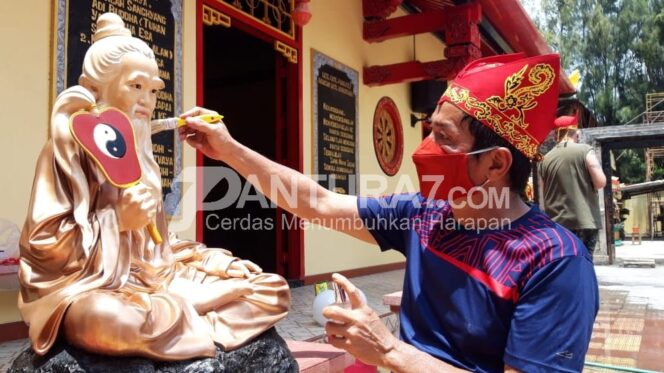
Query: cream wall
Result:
<box><xmin>0</xmin><ymin>0</ymin><xmax>52</xmax><ymax>324</ymax></box>
<box><xmin>0</xmin><ymin>1</ymin><xmax>446</xmax><ymax>309</ymax></box>
<box><xmin>301</xmin><ymin>0</ymin><xmax>445</xmax><ymax>275</ymax></box>
<box><xmin>0</xmin><ymin>0</ymin><xmax>199</xmax><ymax>241</ymax></box>
<box><xmin>0</xmin><ymin>1</ymin><xmax>199</xmax><ymax>324</ymax></box>
<box><xmin>0</xmin><ymin>2</ymin><xmax>50</xmax><ymax>235</ymax></box>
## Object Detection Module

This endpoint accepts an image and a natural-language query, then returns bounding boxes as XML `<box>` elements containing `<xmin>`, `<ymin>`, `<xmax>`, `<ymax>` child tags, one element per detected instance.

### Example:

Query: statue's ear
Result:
<box><xmin>79</xmin><ymin>75</ymin><xmax>100</xmax><ymax>100</ymax></box>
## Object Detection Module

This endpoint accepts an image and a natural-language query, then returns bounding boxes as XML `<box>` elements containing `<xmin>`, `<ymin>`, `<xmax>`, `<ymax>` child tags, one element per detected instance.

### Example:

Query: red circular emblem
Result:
<box><xmin>372</xmin><ymin>97</ymin><xmax>403</xmax><ymax>176</ymax></box>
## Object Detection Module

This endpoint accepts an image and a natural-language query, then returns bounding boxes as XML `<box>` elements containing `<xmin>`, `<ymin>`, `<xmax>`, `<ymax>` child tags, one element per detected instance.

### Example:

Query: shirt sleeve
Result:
<box><xmin>504</xmin><ymin>256</ymin><xmax>599</xmax><ymax>372</ymax></box>
<box><xmin>356</xmin><ymin>193</ymin><xmax>421</xmax><ymax>255</ymax></box>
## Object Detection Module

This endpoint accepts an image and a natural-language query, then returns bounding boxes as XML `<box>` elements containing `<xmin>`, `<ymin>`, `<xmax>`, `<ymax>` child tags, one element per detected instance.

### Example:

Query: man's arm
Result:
<box><xmin>384</xmin><ymin>340</ymin><xmax>469</xmax><ymax>373</ymax></box>
<box><xmin>178</xmin><ymin>107</ymin><xmax>375</xmax><ymax>243</ymax></box>
<box><xmin>585</xmin><ymin>150</ymin><xmax>606</xmax><ymax>190</ymax></box>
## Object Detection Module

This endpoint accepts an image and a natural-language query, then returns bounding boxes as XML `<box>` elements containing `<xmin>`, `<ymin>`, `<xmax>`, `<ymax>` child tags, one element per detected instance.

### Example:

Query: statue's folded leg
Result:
<box><xmin>198</xmin><ymin>273</ymin><xmax>291</xmax><ymax>351</ymax></box>
<box><xmin>62</xmin><ymin>290</ymin><xmax>217</xmax><ymax>360</ymax></box>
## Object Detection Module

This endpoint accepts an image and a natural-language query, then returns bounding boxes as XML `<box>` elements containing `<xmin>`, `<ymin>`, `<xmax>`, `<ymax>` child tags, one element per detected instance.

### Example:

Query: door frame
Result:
<box><xmin>196</xmin><ymin>0</ymin><xmax>304</xmax><ymax>279</ymax></box>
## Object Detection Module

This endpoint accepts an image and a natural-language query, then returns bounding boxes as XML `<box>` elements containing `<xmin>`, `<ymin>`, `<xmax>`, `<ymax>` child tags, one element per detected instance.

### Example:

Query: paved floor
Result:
<box><xmin>275</xmin><ymin>269</ymin><xmax>404</xmax><ymax>342</ymax></box>
<box><xmin>615</xmin><ymin>239</ymin><xmax>664</xmax><ymax>264</ymax></box>
<box><xmin>2</xmin><ymin>241</ymin><xmax>664</xmax><ymax>372</ymax></box>
<box><xmin>586</xmin><ymin>265</ymin><xmax>664</xmax><ymax>372</ymax></box>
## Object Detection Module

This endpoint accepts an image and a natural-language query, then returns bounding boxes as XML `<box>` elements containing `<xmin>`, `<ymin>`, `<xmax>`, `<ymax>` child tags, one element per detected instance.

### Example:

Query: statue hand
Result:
<box><xmin>226</xmin><ymin>259</ymin><xmax>263</xmax><ymax>278</ymax></box>
<box><xmin>169</xmin><ymin>277</ymin><xmax>255</xmax><ymax>314</ymax></box>
<box><xmin>115</xmin><ymin>183</ymin><xmax>157</xmax><ymax>232</ymax></box>
<box><xmin>178</xmin><ymin>107</ymin><xmax>233</xmax><ymax>161</ymax></box>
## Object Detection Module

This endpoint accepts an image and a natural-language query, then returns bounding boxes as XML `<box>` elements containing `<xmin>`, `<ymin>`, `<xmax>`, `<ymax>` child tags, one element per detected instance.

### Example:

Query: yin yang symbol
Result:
<box><xmin>93</xmin><ymin>123</ymin><xmax>126</xmax><ymax>159</ymax></box>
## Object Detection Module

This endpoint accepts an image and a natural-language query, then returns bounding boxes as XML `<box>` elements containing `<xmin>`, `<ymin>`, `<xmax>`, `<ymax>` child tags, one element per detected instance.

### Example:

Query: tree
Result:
<box><xmin>525</xmin><ymin>0</ymin><xmax>664</xmax><ymax>183</ymax></box>
<box><xmin>616</xmin><ymin>149</ymin><xmax>646</xmax><ymax>184</ymax></box>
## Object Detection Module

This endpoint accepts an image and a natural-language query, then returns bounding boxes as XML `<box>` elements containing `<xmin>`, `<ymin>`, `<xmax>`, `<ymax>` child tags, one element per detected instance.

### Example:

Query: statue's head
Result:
<box><xmin>79</xmin><ymin>13</ymin><xmax>165</xmax><ymax>122</ymax></box>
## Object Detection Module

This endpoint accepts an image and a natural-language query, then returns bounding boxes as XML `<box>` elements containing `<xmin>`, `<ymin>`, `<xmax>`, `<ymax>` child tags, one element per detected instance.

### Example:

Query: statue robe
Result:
<box><xmin>18</xmin><ymin>86</ymin><xmax>290</xmax><ymax>360</ymax></box>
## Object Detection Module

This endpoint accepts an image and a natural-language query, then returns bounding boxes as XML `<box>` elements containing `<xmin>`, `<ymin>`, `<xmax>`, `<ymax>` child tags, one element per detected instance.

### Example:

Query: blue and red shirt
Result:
<box><xmin>357</xmin><ymin>193</ymin><xmax>598</xmax><ymax>373</ymax></box>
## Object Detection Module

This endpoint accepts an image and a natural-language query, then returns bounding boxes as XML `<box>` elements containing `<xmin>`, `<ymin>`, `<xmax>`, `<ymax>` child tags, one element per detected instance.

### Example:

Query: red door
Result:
<box><xmin>196</xmin><ymin>1</ymin><xmax>303</xmax><ymax>280</ymax></box>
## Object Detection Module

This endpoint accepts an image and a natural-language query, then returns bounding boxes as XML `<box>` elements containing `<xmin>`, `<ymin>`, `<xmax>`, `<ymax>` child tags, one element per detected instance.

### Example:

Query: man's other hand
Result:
<box><xmin>323</xmin><ymin>273</ymin><xmax>398</xmax><ymax>368</ymax></box>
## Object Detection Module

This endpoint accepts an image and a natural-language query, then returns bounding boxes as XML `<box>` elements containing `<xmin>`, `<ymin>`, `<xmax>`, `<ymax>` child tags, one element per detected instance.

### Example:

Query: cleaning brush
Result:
<box><xmin>151</xmin><ymin>114</ymin><xmax>223</xmax><ymax>134</ymax></box>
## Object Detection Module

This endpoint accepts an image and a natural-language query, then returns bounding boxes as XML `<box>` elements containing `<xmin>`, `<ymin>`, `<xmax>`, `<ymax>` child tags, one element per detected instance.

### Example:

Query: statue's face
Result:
<box><xmin>98</xmin><ymin>52</ymin><xmax>165</xmax><ymax>121</ymax></box>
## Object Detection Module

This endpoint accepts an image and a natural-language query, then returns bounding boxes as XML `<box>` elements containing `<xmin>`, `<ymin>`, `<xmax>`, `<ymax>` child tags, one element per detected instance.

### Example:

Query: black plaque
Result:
<box><xmin>55</xmin><ymin>0</ymin><xmax>182</xmax><ymax>215</ymax></box>
<box><xmin>312</xmin><ymin>50</ymin><xmax>358</xmax><ymax>194</ymax></box>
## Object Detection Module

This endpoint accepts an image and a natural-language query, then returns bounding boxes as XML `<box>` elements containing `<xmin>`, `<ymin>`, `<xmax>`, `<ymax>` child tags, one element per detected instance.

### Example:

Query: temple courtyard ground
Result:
<box><xmin>1</xmin><ymin>240</ymin><xmax>662</xmax><ymax>372</ymax></box>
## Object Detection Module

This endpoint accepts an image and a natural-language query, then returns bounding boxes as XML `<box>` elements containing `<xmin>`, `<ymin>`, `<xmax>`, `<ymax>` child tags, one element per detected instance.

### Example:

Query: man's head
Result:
<box><xmin>554</xmin><ymin>115</ymin><xmax>579</xmax><ymax>143</ymax></box>
<box><xmin>79</xmin><ymin>13</ymin><xmax>165</xmax><ymax>121</ymax></box>
<box><xmin>428</xmin><ymin>102</ymin><xmax>530</xmax><ymax>195</ymax></box>
<box><xmin>555</xmin><ymin>128</ymin><xmax>579</xmax><ymax>143</ymax></box>
<box><xmin>415</xmin><ymin>53</ymin><xmax>560</xmax><ymax>201</ymax></box>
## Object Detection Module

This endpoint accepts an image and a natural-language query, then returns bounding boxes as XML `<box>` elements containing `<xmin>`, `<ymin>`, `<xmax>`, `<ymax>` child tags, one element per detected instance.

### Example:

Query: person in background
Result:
<box><xmin>539</xmin><ymin>115</ymin><xmax>607</xmax><ymax>257</ymax></box>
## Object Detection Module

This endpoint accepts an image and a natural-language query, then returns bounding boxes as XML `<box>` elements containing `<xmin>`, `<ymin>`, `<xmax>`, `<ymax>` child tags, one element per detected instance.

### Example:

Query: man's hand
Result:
<box><xmin>322</xmin><ymin>273</ymin><xmax>399</xmax><ymax>368</ymax></box>
<box><xmin>178</xmin><ymin>107</ymin><xmax>233</xmax><ymax>160</ymax></box>
<box><xmin>323</xmin><ymin>274</ymin><xmax>469</xmax><ymax>373</ymax></box>
<box><xmin>115</xmin><ymin>183</ymin><xmax>157</xmax><ymax>232</ymax></box>
<box><xmin>226</xmin><ymin>259</ymin><xmax>263</xmax><ymax>278</ymax></box>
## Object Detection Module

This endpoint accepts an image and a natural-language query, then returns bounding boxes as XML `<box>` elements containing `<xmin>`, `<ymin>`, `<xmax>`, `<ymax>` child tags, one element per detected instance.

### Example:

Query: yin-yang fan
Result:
<box><xmin>69</xmin><ymin>107</ymin><xmax>162</xmax><ymax>244</ymax></box>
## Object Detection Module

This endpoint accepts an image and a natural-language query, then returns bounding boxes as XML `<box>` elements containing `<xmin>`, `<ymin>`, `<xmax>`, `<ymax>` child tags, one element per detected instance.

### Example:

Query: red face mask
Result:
<box><xmin>412</xmin><ymin>137</ymin><xmax>494</xmax><ymax>201</ymax></box>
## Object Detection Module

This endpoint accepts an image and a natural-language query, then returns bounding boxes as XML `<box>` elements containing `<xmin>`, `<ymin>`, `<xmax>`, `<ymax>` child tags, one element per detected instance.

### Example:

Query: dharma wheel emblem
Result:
<box><xmin>372</xmin><ymin>97</ymin><xmax>403</xmax><ymax>176</ymax></box>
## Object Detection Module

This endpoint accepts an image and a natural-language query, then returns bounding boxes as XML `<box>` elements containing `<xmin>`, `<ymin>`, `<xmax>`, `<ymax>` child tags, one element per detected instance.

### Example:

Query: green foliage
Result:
<box><xmin>526</xmin><ymin>0</ymin><xmax>664</xmax><ymax>182</ymax></box>
<box><xmin>653</xmin><ymin>167</ymin><xmax>664</xmax><ymax>180</ymax></box>
<box><xmin>615</xmin><ymin>149</ymin><xmax>646</xmax><ymax>183</ymax></box>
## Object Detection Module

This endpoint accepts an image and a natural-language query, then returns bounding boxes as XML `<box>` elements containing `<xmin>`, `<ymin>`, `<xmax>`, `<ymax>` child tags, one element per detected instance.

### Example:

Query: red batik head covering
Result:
<box><xmin>438</xmin><ymin>53</ymin><xmax>561</xmax><ymax>160</ymax></box>
<box><xmin>554</xmin><ymin>114</ymin><xmax>579</xmax><ymax>142</ymax></box>
<box><xmin>554</xmin><ymin>115</ymin><xmax>578</xmax><ymax>129</ymax></box>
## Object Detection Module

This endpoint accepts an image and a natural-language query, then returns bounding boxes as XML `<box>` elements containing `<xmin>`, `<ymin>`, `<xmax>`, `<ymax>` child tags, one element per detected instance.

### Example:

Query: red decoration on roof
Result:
<box><xmin>292</xmin><ymin>0</ymin><xmax>312</xmax><ymax>27</ymax></box>
<box><xmin>407</xmin><ymin>0</ymin><xmax>454</xmax><ymax>11</ymax></box>
<box><xmin>364</xmin><ymin>3</ymin><xmax>480</xmax><ymax>44</ymax></box>
<box><xmin>363</xmin><ymin>0</ymin><xmax>403</xmax><ymax>20</ymax></box>
<box><xmin>361</xmin><ymin>0</ymin><xmax>574</xmax><ymax>94</ymax></box>
<box><xmin>363</xmin><ymin>3</ymin><xmax>481</xmax><ymax>86</ymax></box>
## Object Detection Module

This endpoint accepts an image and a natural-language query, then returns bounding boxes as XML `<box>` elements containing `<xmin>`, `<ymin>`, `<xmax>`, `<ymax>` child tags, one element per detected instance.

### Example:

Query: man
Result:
<box><xmin>180</xmin><ymin>53</ymin><xmax>598</xmax><ymax>372</ymax></box>
<box><xmin>539</xmin><ymin>115</ymin><xmax>607</xmax><ymax>256</ymax></box>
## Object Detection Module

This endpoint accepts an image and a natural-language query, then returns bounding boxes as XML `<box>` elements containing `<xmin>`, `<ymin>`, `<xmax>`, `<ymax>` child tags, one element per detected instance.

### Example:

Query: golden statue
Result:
<box><xmin>18</xmin><ymin>12</ymin><xmax>290</xmax><ymax>361</ymax></box>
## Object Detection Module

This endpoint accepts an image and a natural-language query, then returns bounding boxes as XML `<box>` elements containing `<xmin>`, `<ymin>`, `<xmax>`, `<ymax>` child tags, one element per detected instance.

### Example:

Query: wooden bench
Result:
<box><xmin>286</xmin><ymin>340</ymin><xmax>355</xmax><ymax>373</ymax></box>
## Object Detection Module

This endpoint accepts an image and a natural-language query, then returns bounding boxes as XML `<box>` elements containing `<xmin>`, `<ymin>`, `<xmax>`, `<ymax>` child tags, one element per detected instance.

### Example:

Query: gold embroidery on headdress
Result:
<box><xmin>442</xmin><ymin>63</ymin><xmax>555</xmax><ymax>159</ymax></box>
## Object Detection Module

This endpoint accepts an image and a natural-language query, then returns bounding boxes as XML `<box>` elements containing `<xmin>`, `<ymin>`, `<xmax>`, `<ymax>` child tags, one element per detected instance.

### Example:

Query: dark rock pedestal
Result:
<box><xmin>9</xmin><ymin>327</ymin><xmax>298</xmax><ymax>373</ymax></box>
